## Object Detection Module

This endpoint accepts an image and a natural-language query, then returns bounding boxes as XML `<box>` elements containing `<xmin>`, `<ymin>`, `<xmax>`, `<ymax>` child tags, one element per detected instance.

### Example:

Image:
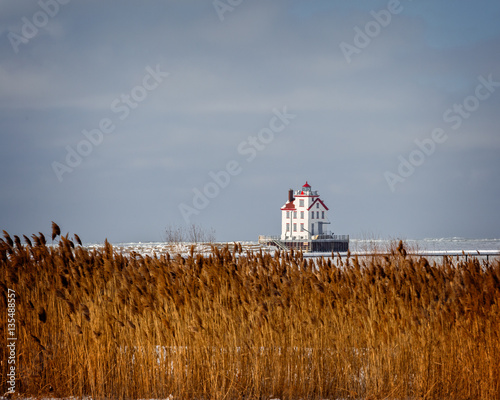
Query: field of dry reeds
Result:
<box><xmin>1</xmin><ymin>227</ymin><xmax>499</xmax><ymax>399</ymax></box>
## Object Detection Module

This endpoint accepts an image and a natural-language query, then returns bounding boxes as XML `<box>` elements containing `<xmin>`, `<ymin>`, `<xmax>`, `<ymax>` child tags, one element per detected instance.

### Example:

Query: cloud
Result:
<box><xmin>0</xmin><ymin>1</ymin><xmax>499</xmax><ymax>242</ymax></box>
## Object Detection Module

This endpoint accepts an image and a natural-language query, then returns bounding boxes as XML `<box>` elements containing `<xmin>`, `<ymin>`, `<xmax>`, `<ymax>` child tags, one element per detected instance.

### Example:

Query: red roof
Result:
<box><xmin>302</xmin><ymin>181</ymin><xmax>311</xmax><ymax>188</ymax></box>
<box><xmin>280</xmin><ymin>202</ymin><xmax>296</xmax><ymax>211</ymax></box>
<box><xmin>307</xmin><ymin>198</ymin><xmax>329</xmax><ymax>211</ymax></box>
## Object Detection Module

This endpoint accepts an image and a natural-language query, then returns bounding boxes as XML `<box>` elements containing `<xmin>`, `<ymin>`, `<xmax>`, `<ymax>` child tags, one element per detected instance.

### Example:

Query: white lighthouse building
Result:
<box><xmin>259</xmin><ymin>180</ymin><xmax>349</xmax><ymax>252</ymax></box>
<box><xmin>280</xmin><ymin>181</ymin><xmax>330</xmax><ymax>240</ymax></box>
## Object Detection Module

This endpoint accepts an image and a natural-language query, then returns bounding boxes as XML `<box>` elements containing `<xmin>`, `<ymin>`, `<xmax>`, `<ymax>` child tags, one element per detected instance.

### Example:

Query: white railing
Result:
<box><xmin>259</xmin><ymin>234</ymin><xmax>349</xmax><ymax>242</ymax></box>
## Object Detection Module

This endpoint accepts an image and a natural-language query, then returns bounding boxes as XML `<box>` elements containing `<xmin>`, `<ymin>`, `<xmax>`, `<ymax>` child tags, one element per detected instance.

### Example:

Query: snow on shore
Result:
<box><xmin>83</xmin><ymin>238</ymin><xmax>500</xmax><ymax>259</ymax></box>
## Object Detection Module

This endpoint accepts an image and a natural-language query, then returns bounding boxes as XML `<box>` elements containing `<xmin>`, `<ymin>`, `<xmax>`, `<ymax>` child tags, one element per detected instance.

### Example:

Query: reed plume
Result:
<box><xmin>51</xmin><ymin>221</ymin><xmax>61</xmax><ymax>241</ymax></box>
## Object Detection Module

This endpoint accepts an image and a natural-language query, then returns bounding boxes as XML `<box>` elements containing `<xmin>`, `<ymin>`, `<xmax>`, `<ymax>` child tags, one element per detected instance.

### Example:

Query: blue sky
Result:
<box><xmin>1</xmin><ymin>0</ymin><xmax>499</xmax><ymax>243</ymax></box>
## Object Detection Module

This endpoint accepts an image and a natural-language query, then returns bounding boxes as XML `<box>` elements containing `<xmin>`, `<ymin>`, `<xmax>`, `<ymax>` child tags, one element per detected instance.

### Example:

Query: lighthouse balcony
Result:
<box><xmin>294</xmin><ymin>189</ymin><xmax>318</xmax><ymax>196</ymax></box>
<box><xmin>259</xmin><ymin>233</ymin><xmax>349</xmax><ymax>253</ymax></box>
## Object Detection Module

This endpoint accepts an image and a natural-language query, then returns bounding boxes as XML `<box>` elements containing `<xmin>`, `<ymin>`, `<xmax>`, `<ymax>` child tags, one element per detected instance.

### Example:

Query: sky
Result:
<box><xmin>1</xmin><ymin>0</ymin><xmax>499</xmax><ymax>243</ymax></box>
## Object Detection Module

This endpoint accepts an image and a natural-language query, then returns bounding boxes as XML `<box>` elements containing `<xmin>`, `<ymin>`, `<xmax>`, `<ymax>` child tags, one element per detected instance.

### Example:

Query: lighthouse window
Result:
<box><xmin>311</xmin><ymin>212</ymin><xmax>314</xmax><ymax>219</ymax></box>
<box><xmin>317</xmin><ymin>211</ymin><xmax>319</xmax><ymax>219</ymax></box>
<box><xmin>300</xmin><ymin>211</ymin><xmax>304</xmax><ymax>219</ymax></box>
<box><xmin>293</xmin><ymin>211</ymin><xmax>297</xmax><ymax>219</ymax></box>
<box><xmin>299</xmin><ymin>199</ymin><xmax>304</xmax><ymax>207</ymax></box>
<box><xmin>300</xmin><ymin>223</ymin><xmax>304</xmax><ymax>232</ymax></box>
<box><xmin>316</xmin><ymin>203</ymin><xmax>319</xmax><ymax>209</ymax></box>
<box><xmin>286</xmin><ymin>211</ymin><xmax>290</xmax><ymax>218</ymax></box>
<box><xmin>286</xmin><ymin>223</ymin><xmax>290</xmax><ymax>232</ymax></box>
<box><xmin>322</xmin><ymin>211</ymin><xmax>325</xmax><ymax>219</ymax></box>
<box><xmin>293</xmin><ymin>223</ymin><xmax>297</xmax><ymax>232</ymax></box>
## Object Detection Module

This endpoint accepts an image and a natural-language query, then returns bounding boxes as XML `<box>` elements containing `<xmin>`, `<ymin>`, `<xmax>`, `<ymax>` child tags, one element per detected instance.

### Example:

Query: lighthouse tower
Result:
<box><xmin>280</xmin><ymin>181</ymin><xmax>330</xmax><ymax>240</ymax></box>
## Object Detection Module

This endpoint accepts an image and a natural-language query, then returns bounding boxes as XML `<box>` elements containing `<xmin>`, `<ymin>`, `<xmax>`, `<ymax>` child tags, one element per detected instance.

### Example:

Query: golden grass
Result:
<box><xmin>1</xmin><ymin>230</ymin><xmax>499</xmax><ymax>399</ymax></box>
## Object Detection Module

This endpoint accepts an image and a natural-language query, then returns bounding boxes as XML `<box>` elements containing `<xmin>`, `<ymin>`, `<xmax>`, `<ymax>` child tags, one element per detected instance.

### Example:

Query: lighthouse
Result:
<box><xmin>280</xmin><ymin>181</ymin><xmax>330</xmax><ymax>240</ymax></box>
<box><xmin>260</xmin><ymin>181</ymin><xmax>349</xmax><ymax>252</ymax></box>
